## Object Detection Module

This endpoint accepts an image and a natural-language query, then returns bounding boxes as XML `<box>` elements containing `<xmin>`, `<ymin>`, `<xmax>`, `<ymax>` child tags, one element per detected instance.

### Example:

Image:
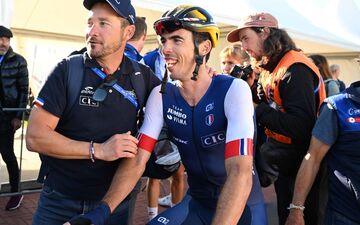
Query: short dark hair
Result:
<box><xmin>130</xmin><ymin>16</ymin><xmax>147</xmax><ymax>41</ymax></box>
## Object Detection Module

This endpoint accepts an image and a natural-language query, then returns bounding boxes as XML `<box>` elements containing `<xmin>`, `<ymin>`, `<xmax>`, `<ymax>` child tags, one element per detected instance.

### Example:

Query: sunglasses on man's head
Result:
<box><xmin>92</xmin><ymin>75</ymin><xmax>117</xmax><ymax>102</ymax></box>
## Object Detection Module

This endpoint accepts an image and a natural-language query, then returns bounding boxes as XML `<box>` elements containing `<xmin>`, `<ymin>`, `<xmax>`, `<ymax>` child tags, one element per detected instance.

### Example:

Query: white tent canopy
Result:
<box><xmin>4</xmin><ymin>0</ymin><xmax>360</xmax><ymax>88</ymax></box>
<box><xmin>0</xmin><ymin>0</ymin><xmax>13</xmax><ymax>27</ymax></box>
<box><xmin>133</xmin><ymin>0</ymin><xmax>360</xmax><ymax>52</ymax></box>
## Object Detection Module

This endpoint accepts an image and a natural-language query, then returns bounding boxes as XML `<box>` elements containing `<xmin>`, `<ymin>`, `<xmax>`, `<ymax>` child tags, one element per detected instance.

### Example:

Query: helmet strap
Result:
<box><xmin>191</xmin><ymin>40</ymin><xmax>204</xmax><ymax>81</ymax></box>
<box><xmin>160</xmin><ymin>65</ymin><xmax>168</xmax><ymax>94</ymax></box>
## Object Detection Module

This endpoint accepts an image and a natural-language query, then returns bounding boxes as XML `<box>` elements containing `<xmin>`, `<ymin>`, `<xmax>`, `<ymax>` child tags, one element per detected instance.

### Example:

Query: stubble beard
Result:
<box><xmin>88</xmin><ymin>36</ymin><xmax>123</xmax><ymax>59</ymax></box>
<box><xmin>0</xmin><ymin>46</ymin><xmax>8</xmax><ymax>55</ymax></box>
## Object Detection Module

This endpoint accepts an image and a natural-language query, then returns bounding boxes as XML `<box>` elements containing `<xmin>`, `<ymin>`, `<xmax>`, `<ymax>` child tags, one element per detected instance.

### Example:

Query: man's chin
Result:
<box><xmin>88</xmin><ymin>50</ymin><xmax>102</xmax><ymax>59</ymax></box>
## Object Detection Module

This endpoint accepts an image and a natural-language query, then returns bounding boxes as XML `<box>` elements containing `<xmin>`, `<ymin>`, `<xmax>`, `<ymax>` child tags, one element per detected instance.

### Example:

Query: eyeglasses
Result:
<box><xmin>92</xmin><ymin>75</ymin><xmax>117</xmax><ymax>102</ymax></box>
<box><xmin>154</xmin><ymin>19</ymin><xmax>184</xmax><ymax>35</ymax></box>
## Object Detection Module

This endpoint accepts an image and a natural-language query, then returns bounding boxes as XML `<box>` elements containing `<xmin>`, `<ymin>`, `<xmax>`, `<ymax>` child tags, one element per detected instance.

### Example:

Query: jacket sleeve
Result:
<box><xmin>15</xmin><ymin>55</ymin><xmax>29</xmax><ymax>119</ymax></box>
<box><xmin>326</xmin><ymin>80</ymin><xmax>340</xmax><ymax>97</ymax></box>
<box><xmin>255</xmin><ymin>64</ymin><xmax>317</xmax><ymax>144</ymax></box>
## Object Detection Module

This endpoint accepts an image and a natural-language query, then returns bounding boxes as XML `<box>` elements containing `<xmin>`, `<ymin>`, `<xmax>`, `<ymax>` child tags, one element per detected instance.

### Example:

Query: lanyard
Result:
<box><xmin>91</xmin><ymin>67</ymin><xmax>138</xmax><ymax>109</ymax></box>
<box><xmin>0</xmin><ymin>55</ymin><xmax>4</xmax><ymax>64</ymax></box>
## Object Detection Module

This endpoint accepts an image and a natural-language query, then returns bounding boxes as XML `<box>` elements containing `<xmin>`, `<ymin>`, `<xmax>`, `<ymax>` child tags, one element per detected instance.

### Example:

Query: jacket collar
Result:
<box><xmin>84</xmin><ymin>53</ymin><xmax>134</xmax><ymax>76</ymax></box>
<box><xmin>347</xmin><ymin>81</ymin><xmax>360</xmax><ymax>103</ymax></box>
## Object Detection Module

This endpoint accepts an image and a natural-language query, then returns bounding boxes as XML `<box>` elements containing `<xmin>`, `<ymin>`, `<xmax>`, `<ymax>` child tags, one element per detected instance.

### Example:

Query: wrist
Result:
<box><xmin>93</xmin><ymin>143</ymin><xmax>102</xmax><ymax>160</ymax></box>
<box><xmin>68</xmin><ymin>202</ymin><xmax>110</xmax><ymax>225</ymax></box>
<box><xmin>89</xmin><ymin>141</ymin><xmax>95</xmax><ymax>162</ymax></box>
<box><xmin>83</xmin><ymin>202</ymin><xmax>111</xmax><ymax>225</ymax></box>
<box><xmin>287</xmin><ymin>203</ymin><xmax>305</xmax><ymax>211</ymax></box>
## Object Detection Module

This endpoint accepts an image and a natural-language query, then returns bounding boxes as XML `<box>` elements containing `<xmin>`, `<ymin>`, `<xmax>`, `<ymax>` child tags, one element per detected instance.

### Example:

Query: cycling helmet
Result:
<box><xmin>154</xmin><ymin>5</ymin><xmax>220</xmax><ymax>48</ymax></box>
<box><xmin>154</xmin><ymin>5</ymin><xmax>220</xmax><ymax>83</ymax></box>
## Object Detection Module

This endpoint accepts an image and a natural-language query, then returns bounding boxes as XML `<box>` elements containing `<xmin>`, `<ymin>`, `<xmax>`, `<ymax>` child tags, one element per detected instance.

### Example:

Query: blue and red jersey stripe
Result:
<box><xmin>225</xmin><ymin>138</ymin><xmax>253</xmax><ymax>159</ymax></box>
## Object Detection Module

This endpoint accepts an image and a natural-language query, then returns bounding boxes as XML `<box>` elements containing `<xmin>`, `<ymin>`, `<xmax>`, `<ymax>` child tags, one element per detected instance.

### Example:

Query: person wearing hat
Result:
<box><xmin>226</xmin><ymin>12</ymin><xmax>326</xmax><ymax>225</ymax></box>
<box><xmin>69</xmin><ymin>4</ymin><xmax>254</xmax><ymax>225</ymax></box>
<box><xmin>0</xmin><ymin>25</ymin><xmax>29</xmax><ymax>211</ymax></box>
<box><xmin>26</xmin><ymin>0</ymin><xmax>160</xmax><ymax>224</ymax></box>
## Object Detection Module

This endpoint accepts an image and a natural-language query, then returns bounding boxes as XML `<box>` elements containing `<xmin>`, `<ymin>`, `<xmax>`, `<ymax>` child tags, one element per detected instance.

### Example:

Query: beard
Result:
<box><xmin>87</xmin><ymin>41</ymin><xmax>122</xmax><ymax>59</ymax></box>
<box><xmin>0</xmin><ymin>46</ymin><xmax>9</xmax><ymax>55</ymax></box>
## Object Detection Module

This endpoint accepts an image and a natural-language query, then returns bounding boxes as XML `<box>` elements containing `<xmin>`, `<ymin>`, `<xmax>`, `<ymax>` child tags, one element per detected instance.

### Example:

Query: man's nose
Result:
<box><xmin>87</xmin><ymin>24</ymin><xmax>98</xmax><ymax>37</ymax></box>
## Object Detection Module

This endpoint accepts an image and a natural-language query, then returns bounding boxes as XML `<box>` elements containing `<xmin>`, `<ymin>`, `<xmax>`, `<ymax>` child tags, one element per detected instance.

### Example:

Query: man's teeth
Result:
<box><xmin>166</xmin><ymin>60</ymin><xmax>176</xmax><ymax>67</ymax></box>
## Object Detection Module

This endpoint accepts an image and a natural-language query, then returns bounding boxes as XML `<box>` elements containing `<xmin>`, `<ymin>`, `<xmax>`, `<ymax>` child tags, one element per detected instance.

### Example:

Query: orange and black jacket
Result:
<box><xmin>256</xmin><ymin>50</ymin><xmax>326</xmax><ymax>146</ymax></box>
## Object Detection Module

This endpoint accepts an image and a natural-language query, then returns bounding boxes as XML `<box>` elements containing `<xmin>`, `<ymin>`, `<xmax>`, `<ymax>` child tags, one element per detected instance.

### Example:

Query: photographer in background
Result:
<box><xmin>219</xmin><ymin>44</ymin><xmax>259</xmax><ymax>102</ymax></box>
<box><xmin>220</xmin><ymin>44</ymin><xmax>250</xmax><ymax>75</ymax></box>
<box><xmin>219</xmin><ymin>44</ymin><xmax>268</xmax><ymax>225</ymax></box>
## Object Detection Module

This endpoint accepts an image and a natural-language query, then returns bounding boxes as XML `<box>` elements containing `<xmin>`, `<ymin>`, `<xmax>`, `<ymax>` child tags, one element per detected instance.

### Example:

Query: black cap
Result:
<box><xmin>83</xmin><ymin>0</ymin><xmax>136</xmax><ymax>24</ymax></box>
<box><xmin>0</xmin><ymin>26</ymin><xmax>13</xmax><ymax>38</ymax></box>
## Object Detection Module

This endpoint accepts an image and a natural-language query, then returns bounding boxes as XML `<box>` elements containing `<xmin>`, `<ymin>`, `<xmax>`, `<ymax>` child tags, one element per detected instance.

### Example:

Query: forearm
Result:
<box><xmin>291</xmin><ymin>137</ymin><xmax>329</xmax><ymax>205</ymax></box>
<box><xmin>212</xmin><ymin>158</ymin><xmax>252</xmax><ymax>225</ymax></box>
<box><xmin>16</xmin><ymin>66</ymin><xmax>29</xmax><ymax>118</ymax></box>
<box><xmin>291</xmin><ymin>154</ymin><xmax>321</xmax><ymax>206</ymax></box>
<box><xmin>26</xmin><ymin>106</ymin><xmax>91</xmax><ymax>159</ymax></box>
<box><xmin>102</xmin><ymin>150</ymin><xmax>149</xmax><ymax>212</ymax></box>
<box><xmin>27</xmin><ymin>127</ymin><xmax>90</xmax><ymax>159</ymax></box>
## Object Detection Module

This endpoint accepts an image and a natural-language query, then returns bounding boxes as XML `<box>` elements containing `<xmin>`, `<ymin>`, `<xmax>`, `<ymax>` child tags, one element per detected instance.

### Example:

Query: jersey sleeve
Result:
<box><xmin>138</xmin><ymin>85</ymin><xmax>164</xmax><ymax>152</ymax></box>
<box><xmin>224</xmin><ymin>79</ymin><xmax>255</xmax><ymax>158</ymax></box>
<box><xmin>312</xmin><ymin>101</ymin><xmax>339</xmax><ymax>146</ymax></box>
<box><xmin>34</xmin><ymin>60</ymin><xmax>67</xmax><ymax>118</ymax></box>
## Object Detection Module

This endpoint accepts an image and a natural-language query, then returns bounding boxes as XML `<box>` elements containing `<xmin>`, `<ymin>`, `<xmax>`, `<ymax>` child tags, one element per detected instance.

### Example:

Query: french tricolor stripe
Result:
<box><xmin>34</xmin><ymin>97</ymin><xmax>44</xmax><ymax>107</ymax></box>
<box><xmin>137</xmin><ymin>133</ymin><xmax>157</xmax><ymax>153</ymax></box>
<box><xmin>225</xmin><ymin>138</ymin><xmax>253</xmax><ymax>159</ymax></box>
<box><xmin>347</xmin><ymin>117</ymin><xmax>360</xmax><ymax>123</ymax></box>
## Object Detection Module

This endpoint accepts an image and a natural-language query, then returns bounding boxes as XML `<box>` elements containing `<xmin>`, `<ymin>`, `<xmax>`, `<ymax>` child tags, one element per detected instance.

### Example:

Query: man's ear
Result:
<box><xmin>260</xmin><ymin>27</ymin><xmax>271</xmax><ymax>40</ymax></box>
<box><xmin>124</xmin><ymin>25</ymin><xmax>135</xmax><ymax>41</ymax></box>
<box><xmin>199</xmin><ymin>39</ymin><xmax>212</xmax><ymax>57</ymax></box>
<box><xmin>141</xmin><ymin>33</ymin><xmax>147</xmax><ymax>41</ymax></box>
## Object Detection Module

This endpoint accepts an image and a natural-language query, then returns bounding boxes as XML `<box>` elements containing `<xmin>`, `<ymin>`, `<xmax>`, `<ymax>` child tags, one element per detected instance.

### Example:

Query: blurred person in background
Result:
<box><xmin>0</xmin><ymin>25</ymin><xmax>29</xmax><ymax>211</ymax></box>
<box><xmin>330</xmin><ymin>64</ymin><xmax>346</xmax><ymax>92</ymax></box>
<box><xmin>124</xmin><ymin>16</ymin><xmax>147</xmax><ymax>61</ymax></box>
<box><xmin>309</xmin><ymin>54</ymin><xmax>340</xmax><ymax>97</ymax></box>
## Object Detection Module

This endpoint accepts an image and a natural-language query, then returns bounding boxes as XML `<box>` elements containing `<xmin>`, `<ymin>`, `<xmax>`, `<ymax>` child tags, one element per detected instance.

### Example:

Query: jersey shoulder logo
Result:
<box><xmin>205</xmin><ymin>102</ymin><xmax>214</xmax><ymax>112</ymax></box>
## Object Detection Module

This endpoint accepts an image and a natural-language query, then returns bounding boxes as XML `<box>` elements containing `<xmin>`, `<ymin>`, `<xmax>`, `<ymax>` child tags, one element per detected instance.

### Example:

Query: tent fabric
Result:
<box><xmin>133</xmin><ymin>0</ymin><xmax>360</xmax><ymax>51</ymax></box>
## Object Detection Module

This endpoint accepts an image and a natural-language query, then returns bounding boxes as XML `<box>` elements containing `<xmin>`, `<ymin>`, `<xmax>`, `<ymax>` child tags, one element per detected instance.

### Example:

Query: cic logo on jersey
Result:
<box><xmin>201</xmin><ymin>131</ymin><xmax>226</xmax><ymax>147</ymax></box>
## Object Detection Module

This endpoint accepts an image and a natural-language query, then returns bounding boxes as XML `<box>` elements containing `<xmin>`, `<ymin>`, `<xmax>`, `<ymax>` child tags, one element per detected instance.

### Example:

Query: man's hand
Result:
<box><xmin>11</xmin><ymin>118</ymin><xmax>21</xmax><ymax>131</ymax></box>
<box><xmin>64</xmin><ymin>202</ymin><xmax>110</xmax><ymax>225</ymax></box>
<box><xmin>95</xmin><ymin>131</ymin><xmax>139</xmax><ymax>161</ymax></box>
<box><xmin>285</xmin><ymin>209</ymin><xmax>305</xmax><ymax>225</ymax></box>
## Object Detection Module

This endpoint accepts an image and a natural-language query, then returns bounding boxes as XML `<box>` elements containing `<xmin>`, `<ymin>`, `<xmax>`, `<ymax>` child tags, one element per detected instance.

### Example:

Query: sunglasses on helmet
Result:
<box><xmin>154</xmin><ymin>17</ymin><xmax>204</xmax><ymax>35</ymax></box>
<box><xmin>154</xmin><ymin>19</ymin><xmax>185</xmax><ymax>35</ymax></box>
